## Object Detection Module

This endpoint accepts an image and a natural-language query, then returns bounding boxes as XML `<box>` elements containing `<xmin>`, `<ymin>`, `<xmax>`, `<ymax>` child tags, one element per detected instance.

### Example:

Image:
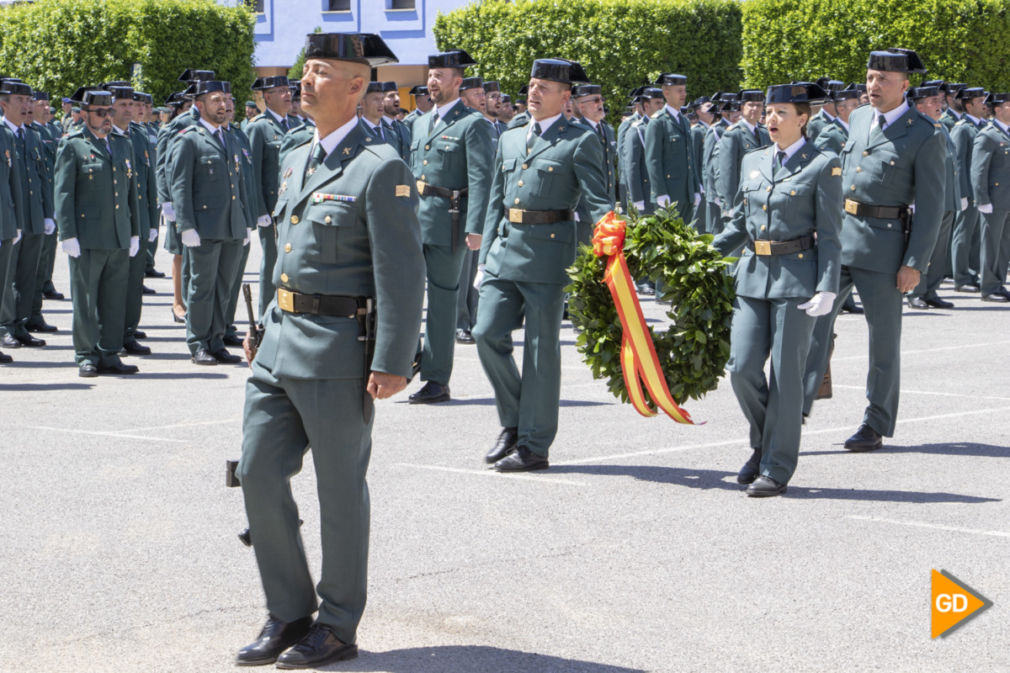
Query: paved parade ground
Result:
<box><xmin>1</xmin><ymin>239</ymin><xmax>1008</xmax><ymax>673</ymax></box>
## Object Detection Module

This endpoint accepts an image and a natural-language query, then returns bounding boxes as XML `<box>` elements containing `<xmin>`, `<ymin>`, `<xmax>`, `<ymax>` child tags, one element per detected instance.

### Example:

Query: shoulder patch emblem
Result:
<box><xmin>831</xmin><ymin>166</ymin><xmax>842</xmax><ymax>176</ymax></box>
<box><xmin>395</xmin><ymin>185</ymin><xmax>411</xmax><ymax>198</ymax></box>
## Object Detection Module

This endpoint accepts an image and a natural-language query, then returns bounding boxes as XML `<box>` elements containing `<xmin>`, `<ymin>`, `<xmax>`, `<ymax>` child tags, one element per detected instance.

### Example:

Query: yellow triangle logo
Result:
<box><xmin>931</xmin><ymin>569</ymin><xmax>992</xmax><ymax>638</ymax></box>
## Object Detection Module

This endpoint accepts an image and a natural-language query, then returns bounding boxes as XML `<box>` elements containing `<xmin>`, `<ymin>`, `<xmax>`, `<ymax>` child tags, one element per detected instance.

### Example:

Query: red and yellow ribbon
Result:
<box><xmin>592</xmin><ymin>212</ymin><xmax>696</xmax><ymax>424</ymax></box>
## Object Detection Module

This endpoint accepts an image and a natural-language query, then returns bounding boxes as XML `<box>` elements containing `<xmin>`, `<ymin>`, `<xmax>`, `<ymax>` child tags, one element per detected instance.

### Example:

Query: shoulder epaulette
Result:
<box><xmin>178</xmin><ymin>126</ymin><xmax>197</xmax><ymax>135</ymax></box>
<box><xmin>251</xmin><ymin>113</ymin><xmax>265</xmax><ymax>122</ymax></box>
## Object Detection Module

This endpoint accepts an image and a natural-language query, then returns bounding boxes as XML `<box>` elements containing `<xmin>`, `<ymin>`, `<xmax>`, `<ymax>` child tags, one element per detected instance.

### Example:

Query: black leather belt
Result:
<box><xmin>277</xmin><ymin>288</ymin><xmax>369</xmax><ymax>317</ymax></box>
<box><xmin>748</xmin><ymin>235</ymin><xmax>814</xmax><ymax>256</ymax></box>
<box><xmin>507</xmin><ymin>208</ymin><xmax>574</xmax><ymax>225</ymax></box>
<box><xmin>844</xmin><ymin>198</ymin><xmax>908</xmax><ymax>220</ymax></box>
<box><xmin>415</xmin><ymin>180</ymin><xmax>467</xmax><ymax>201</ymax></box>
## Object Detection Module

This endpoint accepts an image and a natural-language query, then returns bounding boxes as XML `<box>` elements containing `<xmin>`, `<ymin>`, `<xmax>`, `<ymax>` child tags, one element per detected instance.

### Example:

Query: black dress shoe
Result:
<box><xmin>275</xmin><ymin>623</ymin><xmax>357</xmax><ymax>669</ymax></box>
<box><xmin>636</xmin><ymin>281</ymin><xmax>656</xmax><ymax>296</ymax></box>
<box><xmin>455</xmin><ymin>328</ymin><xmax>475</xmax><ymax>344</ymax></box>
<box><xmin>133</xmin><ymin>330</ymin><xmax>147</xmax><ymax>339</ymax></box>
<box><xmin>485</xmin><ymin>426</ymin><xmax>518</xmax><ymax>463</ymax></box>
<box><xmin>79</xmin><ymin>363</ymin><xmax>98</xmax><ymax>378</ymax></box>
<box><xmin>142</xmin><ymin>284</ymin><xmax>157</xmax><ymax>295</ymax></box>
<box><xmin>906</xmin><ymin>295</ymin><xmax>929</xmax><ymax>309</ymax></box>
<box><xmin>1</xmin><ymin>334</ymin><xmax>20</xmax><ymax>348</ymax></box>
<box><xmin>26</xmin><ymin>319</ymin><xmax>58</xmax><ymax>333</ymax></box>
<box><xmin>223</xmin><ymin>333</ymin><xmax>244</xmax><ymax>347</ymax></box>
<box><xmin>98</xmin><ymin>361</ymin><xmax>139</xmax><ymax>375</ymax></box>
<box><xmin>191</xmin><ymin>349</ymin><xmax>218</xmax><ymax>365</ymax></box>
<box><xmin>171</xmin><ymin>308</ymin><xmax>186</xmax><ymax>324</ymax></box>
<box><xmin>843</xmin><ymin>423</ymin><xmax>883</xmax><ymax>452</ymax></box>
<box><xmin>923</xmin><ymin>296</ymin><xmax>954</xmax><ymax>309</ymax></box>
<box><xmin>211</xmin><ymin>348</ymin><xmax>242</xmax><ymax>364</ymax></box>
<box><xmin>954</xmin><ymin>283</ymin><xmax>980</xmax><ymax>293</ymax></box>
<box><xmin>15</xmin><ymin>333</ymin><xmax>45</xmax><ymax>347</ymax></box>
<box><xmin>145</xmin><ymin>269</ymin><xmax>166</xmax><ymax>279</ymax></box>
<box><xmin>408</xmin><ymin>380</ymin><xmax>450</xmax><ymax>404</ymax></box>
<box><xmin>43</xmin><ymin>289</ymin><xmax>65</xmax><ymax>300</ymax></box>
<box><xmin>236</xmin><ymin>615</ymin><xmax>313</xmax><ymax>667</ymax></box>
<box><xmin>494</xmin><ymin>445</ymin><xmax>549</xmax><ymax>472</ymax></box>
<box><xmin>980</xmin><ymin>292</ymin><xmax>1009</xmax><ymax>302</ymax></box>
<box><xmin>122</xmin><ymin>340</ymin><xmax>152</xmax><ymax>356</ymax></box>
<box><xmin>746</xmin><ymin>475</ymin><xmax>787</xmax><ymax>497</ymax></box>
<box><xmin>736</xmin><ymin>448</ymin><xmax>761</xmax><ymax>485</ymax></box>
<box><xmin>0</xmin><ymin>350</ymin><xmax>11</xmax><ymax>364</ymax></box>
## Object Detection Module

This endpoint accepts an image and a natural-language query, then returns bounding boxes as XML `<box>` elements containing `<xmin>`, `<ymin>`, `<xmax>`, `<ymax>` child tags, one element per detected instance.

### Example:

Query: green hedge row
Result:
<box><xmin>434</xmin><ymin>0</ymin><xmax>744</xmax><ymax>124</ymax></box>
<box><xmin>0</xmin><ymin>0</ymin><xmax>255</xmax><ymax>108</ymax></box>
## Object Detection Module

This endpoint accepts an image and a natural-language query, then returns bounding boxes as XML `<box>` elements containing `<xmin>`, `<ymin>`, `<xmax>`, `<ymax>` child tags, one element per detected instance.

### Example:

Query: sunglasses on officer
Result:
<box><xmin>84</xmin><ymin>107</ymin><xmax>111</xmax><ymax>117</ymax></box>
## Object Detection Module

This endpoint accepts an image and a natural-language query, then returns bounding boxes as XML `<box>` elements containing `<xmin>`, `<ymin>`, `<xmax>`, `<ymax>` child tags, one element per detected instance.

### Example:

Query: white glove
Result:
<box><xmin>656</xmin><ymin>194</ymin><xmax>671</xmax><ymax>208</ymax></box>
<box><xmin>161</xmin><ymin>202</ymin><xmax>176</xmax><ymax>221</ymax></box>
<box><xmin>960</xmin><ymin>197</ymin><xmax>968</xmax><ymax>212</ymax></box>
<box><xmin>62</xmin><ymin>237</ymin><xmax>81</xmax><ymax>258</ymax></box>
<box><xmin>12</xmin><ymin>229</ymin><xmax>21</xmax><ymax>245</ymax></box>
<box><xmin>693</xmin><ymin>192</ymin><xmax>702</xmax><ymax>207</ymax></box>
<box><xmin>148</xmin><ymin>227</ymin><xmax>158</xmax><ymax>242</ymax></box>
<box><xmin>633</xmin><ymin>200</ymin><xmax>645</xmax><ymax>212</ymax></box>
<box><xmin>128</xmin><ymin>235</ymin><xmax>140</xmax><ymax>258</ymax></box>
<box><xmin>978</xmin><ymin>203</ymin><xmax>993</xmax><ymax>215</ymax></box>
<box><xmin>243</xmin><ymin>228</ymin><xmax>251</xmax><ymax>246</ymax></box>
<box><xmin>256</xmin><ymin>214</ymin><xmax>272</xmax><ymax>228</ymax></box>
<box><xmin>714</xmin><ymin>197</ymin><xmax>722</xmax><ymax>207</ymax></box>
<box><xmin>473</xmin><ymin>264</ymin><xmax>486</xmax><ymax>290</ymax></box>
<box><xmin>798</xmin><ymin>291</ymin><xmax>836</xmax><ymax>317</ymax></box>
<box><xmin>43</xmin><ymin>218</ymin><xmax>56</xmax><ymax>235</ymax></box>
<box><xmin>181</xmin><ymin>229</ymin><xmax>201</xmax><ymax>247</ymax></box>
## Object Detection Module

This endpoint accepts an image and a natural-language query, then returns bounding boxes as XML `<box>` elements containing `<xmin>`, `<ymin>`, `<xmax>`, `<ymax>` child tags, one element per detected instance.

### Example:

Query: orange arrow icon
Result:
<box><xmin>931</xmin><ymin>569</ymin><xmax>993</xmax><ymax>638</ymax></box>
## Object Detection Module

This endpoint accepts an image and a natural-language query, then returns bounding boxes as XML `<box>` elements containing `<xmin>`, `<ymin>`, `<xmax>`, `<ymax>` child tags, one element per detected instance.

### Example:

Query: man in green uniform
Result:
<box><xmin>0</xmin><ymin>90</ymin><xmax>25</xmax><ymax>364</ymax></box>
<box><xmin>806</xmin><ymin>78</ymin><xmax>844</xmax><ymax>141</ymax></box>
<box><xmin>28</xmin><ymin>90</ymin><xmax>64</xmax><ymax>317</ymax></box>
<box><xmin>54</xmin><ymin>89</ymin><xmax>141</xmax><ymax>377</ymax></box>
<box><xmin>483</xmin><ymin>81</ymin><xmax>506</xmax><ymax>136</ymax></box>
<box><xmin>801</xmin><ymin>48</ymin><xmax>945</xmax><ymax>450</ymax></box>
<box><xmin>381</xmin><ymin>82</ymin><xmax>410</xmax><ymax>161</ymax></box>
<box><xmin>222</xmin><ymin>95</ymin><xmax>256</xmax><ymax>347</ymax></box>
<box><xmin>235</xmin><ymin>32</ymin><xmax>424</xmax><ymax>669</ymax></box>
<box><xmin>812</xmin><ymin>84</ymin><xmax>862</xmax><ymax>155</ymax></box>
<box><xmin>402</xmin><ymin>85</ymin><xmax>430</xmax><ymax>136</ymax></box>
<box><xmin>940</xmin><ymin>83</ymin><xmax>967</xmax><ymax>131</ymax></box>
<box><xmin>716</xmin><ymin>90</ymin><xmax>770</xmax><ymax>235</ymax></box>
<box><xmin>573</xmin><ymin>83</ymin><xmax>617</xmax><ymax>208</ymax></box>
<box><xmin>950</xmin><ymin>86</ymin><xmax>988</xmax><ymax>292</ymax></box>
<box><xmin>170</xmin><ymin>79</ymin><xmax>249</xmax><ymax>365</ymax></box>
<box><xmin>645</xmin><ymin>73</ymin><xmax>700</xmax><ymax>223</ymax></box>
<box><xmin>406</xmin><ymin>49</ymin><xmax>494</xmax><ymax>404</ymax></box>
<box><xmin>970</xmin><ymin>91</ymin><xmax>1010</xmax><ymax>302</ymax></box>
<box><xmin>247</xmin><ymin>74</ymin><xmax>292</xmax><ymax>318</ymax></box>
<box><xmin>700</xmin><ymin>93</ymin><xmax>734</xmax><ymax>235</ymax></box>
<box><xmin>474</xmin><ymin>58</ymin><xmax>610</xmax><ymax>471</ymax></box>
<box><xmin>506</xmin><ymin>84</ymin><xmax>530</xmax><ymax>129</ymax></box>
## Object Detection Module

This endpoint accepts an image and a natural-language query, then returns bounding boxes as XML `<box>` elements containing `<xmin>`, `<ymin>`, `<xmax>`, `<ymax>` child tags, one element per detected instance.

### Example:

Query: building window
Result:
<box><xmin>326</xmin><ymin>0</ymin><xmax>351</xmax><ymax>10</ymax></box>
<box><xmin>389</xmin><ymin>0</ymin><xmax>416</xmax><ymax>9</ymax></box>
<box><xmin>247</xmin><ymin>0</ymin><xmax>265</xmax><ymax>13</ymax></box>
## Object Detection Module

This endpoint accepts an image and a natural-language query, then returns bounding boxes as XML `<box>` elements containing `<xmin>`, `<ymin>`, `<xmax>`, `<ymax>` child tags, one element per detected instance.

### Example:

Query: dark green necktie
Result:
<box><xmin>776</xmin><ymin>150</ymin><xmax>787</xmax><ymax>169</ymax></box>
<box><xmin>527</xmin><ymin>122</ymin><xmax>541</xmax><ymax>153</ymax></box>
<box><xmin>305</xmin><ymin>142</ymin><xmax>325</xmax><ymax>178</ymax></box>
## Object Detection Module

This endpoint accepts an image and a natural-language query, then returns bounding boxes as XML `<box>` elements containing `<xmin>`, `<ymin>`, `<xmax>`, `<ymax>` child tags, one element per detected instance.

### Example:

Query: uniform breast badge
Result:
<box><xmin>311</xmin><ymin>192</ymin><xmax>356</xmax><ymax>204</ymax></box>
<box><xmin>125</xmin><ymin>159</ymin><xmax>132</xmax><ymax>179</ymax></box>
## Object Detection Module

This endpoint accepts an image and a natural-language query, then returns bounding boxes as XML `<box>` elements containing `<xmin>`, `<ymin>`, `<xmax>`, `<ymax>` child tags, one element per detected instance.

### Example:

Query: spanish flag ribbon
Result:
<box><xmin>591</xmin><ymin>212</ymin><xmax>696</xmax><ymax>424</ymax></box>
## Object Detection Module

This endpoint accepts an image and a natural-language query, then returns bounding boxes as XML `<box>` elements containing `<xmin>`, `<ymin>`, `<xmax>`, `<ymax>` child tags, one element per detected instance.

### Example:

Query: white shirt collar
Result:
<box><xmin>265</xmin><ymin>107</ymin><xmax>285</xmax><ymax>125</ymax></box>
<box><xmin>871</xmin><ymin>101</ymin><xmax>909</xmax><ymax>130</ymax></box>
<box><xmin>948</xmin><ymin>108</ymin><xmax>962</xmax><ymax>119</ymax></box>
<box><xmin>361</xmin><ymin>117</ymin><xmax>381</xmax><ymax>132</ymax></box>
<box><xmin>314</xmin><ymin>115</ymin><xmax>360</xmax><ymax>158</ymax></box>
<box><xmin>664</xmin><ymin>104</ymin><xmax>680</xmax><ymax>120</ymax></box>
<box><xmin>774</xmin><ymin>136</ymin><xmax>806</xmax><ymax>163</ymax></box>
<box><xmin>382</xmin><ymin>115</ymin><xmax>395</xmax><ymax>126</ymax></box>
<box><xmin>821</xmin><ymin>109</ymin><xmax>836</xmax><ymax>122</ymax></box>
<box><xmin>585</xmin><ymin>118</ymin><xmax>599</xmax><ymax>131</ymax></box>
<box><xmin>965</xmin><ymin>113</ymin><xmax>980</xmax><ymax>125</ymax></box>
<box><xmin>435</xmin><ymin>98</ymin><xmax>460</xmax><ymax>121</ymax></box>
<box><xmin>112</xmin><ymin>124</ymin><xmax>128</xmax><ymax>136</ymax></box>
<box><xmin>740</xmin><ymin>118</ymin><xmax>756</xmax><ymax>134</ymax></box>
<box><xmin>200</xmin><ymin>118</ymin><xmax>221</xmax><ymax>134</ymax></box>
<box><xmin>992</xmin><ymin>118</ymin><xmax>1010</xmax><ymax>134</ymax></box>
<box><xmin>3</xmin><ymin>118</ymin><xmax>19</xmax><ymax>133</ymax></box>
<box><xmin>528</xmin><ymin>112</ymin><xmax>563</xmax><ymax>136</ymax></box>
<box><xmin>838</xmin><ymin>118</ymin><xmax>850</xmax><ymax>132</ymax></box>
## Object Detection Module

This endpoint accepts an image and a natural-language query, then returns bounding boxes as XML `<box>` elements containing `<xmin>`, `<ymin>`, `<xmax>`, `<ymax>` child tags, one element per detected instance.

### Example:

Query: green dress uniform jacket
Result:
<box><xmin>813</xmin><ymin>119</ymin><xmax>848</xmax><ymax>155</ymax></box>
<box><xmin>474</xmin><ymin>116</ymin><xmax>610</xmax><ymax>457</ymax></box>
<box><xmin>969</xmin><ymin>119</ymin><xmax>1010</xmax><ymax>294</ymax></box>
<box><xmin>576</xmin><ymin>118</ymin><xmax>616</xmax><ymax>206</ymax></box>
<box><xmin>616</xmin><ymin>111</ymin><xmax>641</xmax><ymax>207</ymax></box>
<box><xmin>401</xmin><ymin>108</ymin><xmax>423</xmax><ymax>136</ymax></box>
<box><xmin>279</xmin><ymin>123</ymin><xmax>314</xmax><ymax>165</ymax></box>
<box><xmin>247</xmin><ymin>110</ymin><xmax>290</xmax><ymax>317</ymax></box>
<box><xmin>408</xmin><ymin>98</ymin><xmax>494</xmax><ymax>386</ymax></box>
<box><xmin>237</xmin><ymin>123</ymin><xmax>424</xmax><ymax>645</ymax></box>
<box><xmin>382</xmin><ymin>117</ymin><xmax>411</xmax><ymax>163</ymax></box>
<box><xmin>156</xmin><ymin>107</ymin><xmax>200</xmax><ymax>255</ymax></box>
<box><xmin>0</xmin><ymin>125</ymin><xmax>26</xmax><ymax>347</ymax></box>
<box><xmin>506</xmin><ymin>111</ymin><xmax>530</xmax><ymax>130</ymax></box>
<box><xmin>620</xmin><ymin>116</ymin><xmax>652</xmax><ymax>213</ymax></box>
<box><xmin>714</xmin><ymin>141</ymin><xmax>842</xmax><ymax>485</ymax></box>
<box><xmin>29</xmin><ymin>120</ymin><xmax>60</xmax><ymax>320</ymax></box>
<box><xmin>940</xmin><ymin>107</ymin><xmax>962</xmax><ymax>132</ymax></box>
<box><xmin>644</xmin><ymin>106</ymin><xmax>699</xmax><ymax>221</ymax></box>
<box><xmin>691</xmin><ymin>121</ymin><xmax>710</xmax><ymax>226</ymax></box>
<box><xmin>123</xmin><ymin>123</ymin><xmax>159</xmax><ymax>341</ymax></box>
<box><xmin>716</xmin><ymin>121</ymin><xmax>771</xmax><ymax>219</ymax></box>
<box><xmin>701</xmin><ymin>118</ymin><xmax>730</xmax><ymax>234</ymax></box>
<box><xmin>912</xmin><ymin>121</ymin><xmax>960</xmax><ymax>299</ymax></box>
<box><xmin>802</xmin><ymin>103</ymin><xmax>945</xmax><ymax>437</ymax></box>
<box><xmin>806</xmin><ymin>108</ymin><xmax>835</xmax><ymax>142</ymax></box>
<box><xmin>950</xmin><ymin>116</ymin><xmax>985</xmax><ymax>285</ymax></box>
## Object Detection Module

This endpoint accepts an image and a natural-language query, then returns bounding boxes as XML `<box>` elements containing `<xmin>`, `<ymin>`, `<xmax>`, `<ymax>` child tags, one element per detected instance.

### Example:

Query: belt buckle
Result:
<box><xmin>844</xmin><ymin>199</ymin><xmax>859</xmax><ymax>215</ymax></box>
<box><xmin>277</xmin><ymin>288</ymin><xmax>295</xmax><ymax>313</ymax></box>
<box><xmin>753</xmin><ymin>240</ymin><xmax>772</xmax><ymax>256</ymax></box>
<box><xmin>508</xmin><ymin>208</ymin><xmax>523</xmax><ymax>223</ymax></box>
<box><xmin>416</xmin><ymin>180</ymin><xmax>426</xmax><ymax>195</ymax></box>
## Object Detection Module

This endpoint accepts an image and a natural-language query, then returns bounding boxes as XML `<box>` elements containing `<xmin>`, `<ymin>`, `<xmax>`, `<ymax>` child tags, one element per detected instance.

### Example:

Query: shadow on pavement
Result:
<box><xmin>0</xmin><ymin>382</ymin><xmax>95</xmax><ymax>391</ymax></box>
<box><xmin>131</xmin><ymin>372</ymin><xmax>230</xmax><ymax>380</ymax></box>
<box><xmin>801</xmin><ymin>442</ymin><xmax>1010</xmax><ymax>458</ymax></box>
<box><xmin>324</xmin><ymin>645</ymin><xmax>645</xmax><ymax>673</ymax></box>
<box><xmin>430</xmin><ymin>397</ymin><xmax>612</xmax><ymax>407</ymax></box>
<box><xmin>5</xmin><ymin>359</ymin><xmax>78</xmax><ymax>368</ymax></box>
<box><xmin>549</xmin><ymin>465</ymin><xmax>1000</xmax><ymax>503</ymax></box>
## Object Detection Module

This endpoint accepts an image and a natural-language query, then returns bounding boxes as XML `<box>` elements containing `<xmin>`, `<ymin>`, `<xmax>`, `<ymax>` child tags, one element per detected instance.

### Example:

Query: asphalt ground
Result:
<box><xmin>1</xmin><ymin>237</ymin><xmax>1008</xmax><ymax>673</ymax></box>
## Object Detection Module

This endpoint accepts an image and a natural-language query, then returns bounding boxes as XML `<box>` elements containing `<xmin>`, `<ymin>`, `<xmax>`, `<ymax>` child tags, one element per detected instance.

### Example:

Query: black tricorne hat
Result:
<box><xmin>179</xmin><ymin>69</ymin><xmax>215</xmax><ymax>83</ymax></box>
<box><xmin>81</xmin><ymin>90</ymin><xmax>113</xmax><ymax>107</ymax></box>
<box><xmin>1</xmin><ymin>79</ymin><xmax>32</xmax><ymax>96</ymax></box>
<box><xmin>459</xmin><ymin>77</ymin><xmax>483</xmax><ymax>92</ymax></box>
<box><xmin>32</xmin><ymin>90</ymin><xmax>49</xmax><ymax>101</ymax></box>
<box><xmin>945</xmin><ymin>82</ymin><xmax>967</xmax><ymax>95</ymax></box>
<box><xmin>908</xmin><ymin>85</ymin><xmax>940</xmax><ymax>101</ymax></box>
<box><xmin>305</xmin><ymin>33</ymin><xmax>398</xmax><ymax>66</ymax></box>
<box><xmin>193</xmin><ymin>80</ymin><xmax>230</xmax><ymax>96</ymax></box>
<box><xmin>409</xmin><ymin>85</ymin><xmax>428</xmax><ymax>96</ymax></box>
<box><xmin>643</xmin><ymin>87</ymin><xmax>664</xmax><ymax>100</ymax></box>
<box><xmin>739</xmin><ymin>89</ymin><xmax>764</xmax><ymax>103</ymax></box>
<box><xmin>133</xmin><ymin>92</ymin><xmax>153</xmax><ymax>104</ymax></box>
<box><xmin>427</xmin><ymin>49</ymin><xmax>476</xmax><ymax>69</ymax></box>
<box><xmin>832</xmin><ymin>83</ymin><xmax>862</xmax><ymax>101</ymax></box>
<box><xmin>571</xmin><ymin>83</ymin><xmax>601</xmax><ymax>98</ymax></box>
<box><xmin>106</xmin><ymin>85</ymin><xmax>134</xmax><ymax>100</ymax></box>
<box><xmin>956</xmin><ymin>86</ymin><xmax>986</xmax><ymax>101</ymax></box>
<box><xmin>655</xmin><ymin>73</ymin><xmax>687</xmax><ymax>86</ymax></box>
<box><xmin>765</xmin><ymin>82</ymin><xmax>829</xmax><ymax>105</ymax></box>
<box><xmin>984</xmin><ymin>92</ymin><xmax>1010</xmax><ymax>106</ymax></box>
<box><xmin>366</xmin><ymin>82</ymin><xmax>384</xmax><ymax>94</ymax></box>
<box><xmin>530</xmin><ymin>58</ymin><xmax>589</xmax><ymax>85</ymax></box>
<box><xmin>814</xmin><ymin>78</ymin><xmax>845</xmax><ymax>92</ymax></box>
<box><xmin>380</xmin><ymin>81</ymin><xmax>398</xmax><ymax>93</ymax></box>
<box><xmin>866</xmin><ymin>48</ymin><xmax>927</xmax><ymax>74</ymax></box>
<box><xmin>482</xmin><ymin>81</ymin><xmax>500</xmax><ymax>93</ymax></box>
<box><xmin>252</xmin><ymin>75</ymin><xmax>290</xmax><ymax>91</ymax></box>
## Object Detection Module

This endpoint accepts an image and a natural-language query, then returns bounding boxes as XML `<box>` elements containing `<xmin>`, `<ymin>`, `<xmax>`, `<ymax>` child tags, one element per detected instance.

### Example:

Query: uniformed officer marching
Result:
<box><xmin>714</xmin><ymin>82</ymin><xmax>842</xmax><ymax>496</ymax></box>
<box><xmin>813</xmin><ymin>83</ymin><xmax>861</xmax><ymax>155</ymax></box>
<box><xmin>806</xmin><ymin>78</ymin><xmax>844</xmax><ymax>141</ymax></box>
<box><xmin>950</xmin><ymin>86</ymin><xmax>988</xmax><ymax>292</ymax></box>
<box><xmin>406</xmin><ymin>49</ymin><xmax>494</xmax><ymax>404</ymax></box>
<box><xmin>54</xmin><ymin>89</ymin><xmax>141</xmax><ymax>377</ymax></box>
<box><xmin>170</xmin><ymin>79</ymin><xmax>249</xmax><ymax>365</ymax></box>
<box><xmin>402</xmin><ymin>85</ymin><xmax>432</xmax><ymax>136</ymax></box>
<box><xmin>700</xmin><ymin>92</ymin><xmax>736</xmax><ymax>234</ymax></box>
<box><xmin>716</xmin><ymin>90</ymin><xmax>771</xmax><ymax>235</ymax></box>
<box><xmin>235</xmin><ymin>31</ymin><xmax>424</xmax><ymax>669</ymax></box>
<box><xmin>474</xmin><ymin>58</ymin><xmax>611</xmax><ymax>471</ymax></box>
<box><xmin>28</xmin><ymin>89</ymin><xmax>64</xmax><ymax>323</ymax></box>
<box><xmin>506</xmin><ymin>84</ymin><xmax>530</xmax><ymax>130</ymax></box>
<box><xmin>940</xmin><ymin>83</ymin><xmax>967</xmax><ymax>130</ymax></box>
<box><xmin>380</xmin><ymin>81</ymin><xmax>411</xmax><ymax>161</ymax></box>
<box><xmin>801</xmin><ymin>48</ymin><xmax>945</xmax><ymax>450</ymax></box>
<box><xmin>573</xmin><ymin>83</ymin><xmax>617</xmax><ymax>207</ymax></box>
<box><xmin>644</xmin><ymin>73</ymin><xmax>700</xmax><ymax>222</ymax></box>
<box><xmin>970</xmin><ymin>91</ymin><xmax>1010</xmax><ymax>302</ymax></box>
<box><xmin>621</xmin><ymin>87</ymin><xmax>664</xmax><ymax>216</ymax></box>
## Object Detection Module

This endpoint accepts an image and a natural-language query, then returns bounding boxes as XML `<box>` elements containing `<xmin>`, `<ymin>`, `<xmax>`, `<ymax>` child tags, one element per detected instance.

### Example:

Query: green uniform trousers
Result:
<box><xmin>238</xmin><ymin>360</ymin><xmax>372</xmax><ymax>645</ymax></box>
<box><xmin>69</xmin><ymin>248</ymin><xmax>129</xmax><ymax>366</ymax></box>
<box><xmin>124</xmin><ymin>241</ymin><xmax>147</xmax><ymax>341</ymax></box>
<box><xmin>455</xmin><ymin>249</ymin><xmax>479</xmax><ymax>332</ymax></box>
<box><xmin>803</xmin><ymin>266</ymin><xmax>903</xmax><ymax>436</ymax></box>
<box><xmin>420</xmin><ymin>242</ymin><xmax>467</xmax><ymax>386</ymax></box>
<box><xmin>225</xmin><ymin>241</ymin><xmax>251</xmax><ymax>338</ymax></box>
<box><xmin>2</xmin><ymin>232</ymin><xmax>44</xmax><ymax>338</ymax></box>
<box><xmin>705</xmin><ymin>201</ymin><xmax>723</xmax><ymax>236</ymax></box>
<box><xmin>258</xmin><ymin>226</ymin><xmax>277</xmax><ymax>319</ymax></box>
<box><xmin>912</xmin><ymin>210</ymin><xmax>954</xmax><ymax>300</ymax></box>
<box><xmin>473</xmin><ymin>276</ymin><xmax>566</xmax><ymax>457</ymax></box>
<box><xmin>0</xmin><ymin>241</ymin><xmax>15</xmax><ymax>333</ymax></box>
<box><xmin>951</xmin><ymin>206</ymin><xmax>981</xmax><ymax>286</ymax></box>
<box><xmin>185</xmin><ymin>239</ymin><xmax>242</xmax><ymax>354</ymax></box>
<box><xmin>979</xmin><ymin>209</ymin><xmax>1010</xmax><ymax>294</ymax></box>
<box><xmin>33</xmin><ymin>232</ymin><xmax>58</xmax><ymax>313</ymax></box>
<box><xmin>145</xmin><ymin>227</ymin><xmax>160</xmax><ymax>273</ymax></box>
<box><xmin>728</xmin><ymin>296</ymin><xmax>815</xmax><ymax>485</ymax></box>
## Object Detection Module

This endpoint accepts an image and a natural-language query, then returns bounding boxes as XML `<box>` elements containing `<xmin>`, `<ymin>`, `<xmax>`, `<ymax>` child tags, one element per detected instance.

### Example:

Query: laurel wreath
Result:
<box><xmin>566</xmin><ymin>206</ymin><xmax>736</xmax><ymax>407</ymax></box>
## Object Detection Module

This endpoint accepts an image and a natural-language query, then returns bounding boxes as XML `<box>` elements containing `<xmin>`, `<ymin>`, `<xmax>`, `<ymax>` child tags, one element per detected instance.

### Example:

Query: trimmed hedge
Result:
<box><xmin>0</xmin><ymin>0</ymin><xmax>255</xmax><ymax>108</ymax></box>
<box><xmin>741</xmin><ymin>0</ymin><xmax>1010</xmax><ymax>88</ymax></box>
<box><xmin>434</xmin><ymin>0</ymin><xmax>743</xmax><ymax>124</ymax></box>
